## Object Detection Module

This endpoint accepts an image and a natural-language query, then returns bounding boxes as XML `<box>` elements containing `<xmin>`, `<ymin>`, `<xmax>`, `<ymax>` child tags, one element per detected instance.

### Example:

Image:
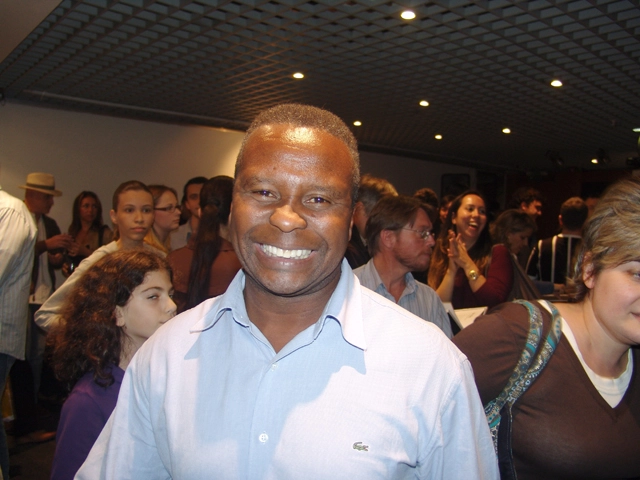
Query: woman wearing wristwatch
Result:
<box><xmin>428</xmin><ymin>190</ymin><xmax>513</xmax><ymax>309</ymax></box>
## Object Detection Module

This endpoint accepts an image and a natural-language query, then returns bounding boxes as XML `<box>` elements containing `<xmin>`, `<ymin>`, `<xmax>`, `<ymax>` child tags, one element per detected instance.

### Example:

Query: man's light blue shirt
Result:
<box><xmin>354</xmin><ymin>259</ymin><xmax>453</xmax><ymax>338</ymax></box>
<box><xmin>77</xmin><ymin>260</ymin><xmax>497</xmax><ymax>479</ymax></box>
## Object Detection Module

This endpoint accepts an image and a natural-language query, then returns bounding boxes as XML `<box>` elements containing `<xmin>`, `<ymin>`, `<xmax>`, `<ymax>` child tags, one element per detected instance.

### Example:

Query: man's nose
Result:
<box><xmin>270</xmin><ymin>203</ymin><xmax>307</xmax><ymax>232</ymax></box>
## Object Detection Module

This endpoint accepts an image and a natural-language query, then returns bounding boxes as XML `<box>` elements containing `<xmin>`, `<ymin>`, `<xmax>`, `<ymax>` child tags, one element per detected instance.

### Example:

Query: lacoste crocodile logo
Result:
<box><xmin>352</xmin><ymin>441</ymin><xmax>369</xmax><ymax>452</ymax></box>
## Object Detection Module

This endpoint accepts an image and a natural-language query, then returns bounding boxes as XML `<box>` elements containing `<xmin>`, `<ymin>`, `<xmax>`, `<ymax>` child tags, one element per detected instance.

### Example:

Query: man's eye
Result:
<box><xmin>251</xmin><ymin>190</ymin><xmax>275</xmax><ymax>199</ymax></box>
<box><xmin>142</xmin><ymin>207</ymin><xmax>153</xmax><ymax>213</ymax></box>
<box><xmin>309</xmin><ymin>197</ymin><xmax>328</xmax><ymax>204</ymax></box>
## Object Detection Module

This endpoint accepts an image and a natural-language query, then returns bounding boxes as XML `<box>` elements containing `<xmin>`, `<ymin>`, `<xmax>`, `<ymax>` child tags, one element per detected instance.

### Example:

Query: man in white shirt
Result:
<box><xmin>11</xmin><ymin>173</ymin><xmax>72</xmax><ymax>443</ymax></box>
<box><xmin>354</xmin><ymin>195</ymin><xmax>452</xmax><ymax>338</ymax></box>
<box><xmin>0</xmin><ymin>182</ymin><xmax>37</xmax><ymax>478</ymax></box>
<box><xmin>78</xmin><ymin>104</ymin><xmax>497</xmax><ymax>479</ymax></box>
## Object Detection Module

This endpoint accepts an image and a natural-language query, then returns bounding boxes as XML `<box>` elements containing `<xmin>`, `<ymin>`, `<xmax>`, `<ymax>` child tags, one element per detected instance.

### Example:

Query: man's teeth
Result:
<box><xmin>261</xmin><ymin>244</ymin><xmax>311</xmax><ymax>259</ymax></box>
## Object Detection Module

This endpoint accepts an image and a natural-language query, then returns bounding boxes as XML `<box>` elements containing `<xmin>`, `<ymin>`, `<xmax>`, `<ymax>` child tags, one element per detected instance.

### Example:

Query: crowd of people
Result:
<box><xmin>0</xmin><ymin>102</ymin><xmax>638</xmax><ymax>479</ymax></box>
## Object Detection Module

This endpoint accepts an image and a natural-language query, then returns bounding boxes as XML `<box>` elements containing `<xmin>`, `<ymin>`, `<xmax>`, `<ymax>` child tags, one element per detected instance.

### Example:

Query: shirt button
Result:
<box><xmin>270</xmin><ymin>363</ymin><xmax>278</xmax><ymax>371</ymax></box>
<box><xmin>259</xmin><ymin>432</ymin><xmax>269</xmax><ymax>443</ymax></box>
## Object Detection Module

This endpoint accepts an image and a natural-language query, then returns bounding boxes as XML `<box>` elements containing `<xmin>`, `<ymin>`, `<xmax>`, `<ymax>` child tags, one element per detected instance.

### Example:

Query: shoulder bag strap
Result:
<box><xmin>485</xmin><ymin>300</ymin><xmax>562</xmax><ymax>452</ymax></box>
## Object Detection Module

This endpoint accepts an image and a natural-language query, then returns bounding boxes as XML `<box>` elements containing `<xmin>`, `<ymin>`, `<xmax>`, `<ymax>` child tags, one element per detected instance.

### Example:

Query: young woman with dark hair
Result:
<box><xmin>428</xmin><ymin>190</ymin><xmax>513</xmax><ymax>309</ymax></box>
<box><xmin>167</xmin><ymin>176</ymin><xmax>242</xmax><ymax>313</ymax></box>
<box><xmin>49</xmin><ymin>250</ymin><xmax>176</xmax><ymax>480</ymax></box>
<box><xmin>65</xmin><ymin>191</ymin><xmax>113</xmax><ymax>273</ymax></box>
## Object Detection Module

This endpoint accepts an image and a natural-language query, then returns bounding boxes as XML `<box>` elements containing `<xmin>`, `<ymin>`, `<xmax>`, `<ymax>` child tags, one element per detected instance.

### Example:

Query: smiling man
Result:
<box><xmin>77</xmin><ymin>104</ymin><xmax>497</xmax><ymax>479</ymax></box>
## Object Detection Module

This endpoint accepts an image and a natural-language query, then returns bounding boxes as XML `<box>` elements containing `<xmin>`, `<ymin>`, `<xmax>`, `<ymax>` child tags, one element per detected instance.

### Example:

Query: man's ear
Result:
<box><xmin>379</xmin><ymin>229</ymin><xmax>396</xmax><ymax>249</ymax></box>
<box><xmin>114</xmin><ymin>306</ymin><xmax>126</xmax><ymax>327</ymax></box>
<box><xmin>348</xmin><ymin>213</ymin><xmax>353</xmax><ymax>241</ymax></box>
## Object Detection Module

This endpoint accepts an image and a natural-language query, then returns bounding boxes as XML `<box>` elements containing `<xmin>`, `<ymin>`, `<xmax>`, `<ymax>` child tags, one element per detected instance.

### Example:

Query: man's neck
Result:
<box><xmin>26</xmin><ymin>203</ymin><xmax>42</xmax><ymax>221</ymax></box>
<box><xmin>372</xmin><ymin>255</ymin><xmax>408</xmax><ymax>303</ymax></box>
<box><xmin>242</xmin><ymin>273</ymin><xmax>340</xmax><ymax>353</ymax></box>
<box><xmin>561</xmin><ymin>228</ymin><xmax>581</xmax><ymax>236</ymax></box>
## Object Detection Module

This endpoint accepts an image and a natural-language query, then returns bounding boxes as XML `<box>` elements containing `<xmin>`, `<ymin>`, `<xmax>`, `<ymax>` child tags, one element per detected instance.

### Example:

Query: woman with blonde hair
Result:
<box><xmin>454</xmin><ymin>176</ymin><xmax>640</xmax><ymax>479</ymax></box>
<box><xmin>144</xmin><ymin>185</ymin><xmax>181</xmax><ymax>253</ymax></box>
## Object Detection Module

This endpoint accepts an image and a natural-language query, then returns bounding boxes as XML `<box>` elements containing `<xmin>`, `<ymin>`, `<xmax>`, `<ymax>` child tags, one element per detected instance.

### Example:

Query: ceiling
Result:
<box><xmin>1</xmin><ymin>0</ymin><xmax>639</xmax><ymax>172</ymax></box>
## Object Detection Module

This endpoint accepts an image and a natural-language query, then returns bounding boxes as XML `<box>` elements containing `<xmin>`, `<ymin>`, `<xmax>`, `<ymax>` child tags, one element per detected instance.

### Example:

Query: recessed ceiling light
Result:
<box><xmin>435</xmin><ymin>134</ymin><xmax>442</xmax><ymax>140</ymax></box>
<box><xmin>591</xmin><ymin>158</ymin><xmax>599</xmax><ymax>164</ymax></box>
<box><xmin>292</xmin><ymin>72</ymin><xmax>304</xmax><ymax>79</ymax></box>
<box><xmin>353</xmin><ymin>121</ymin><xmax>362</xmax><ymax>126</ymax></box>
<box><xmin>401</xmin><ymin>10</ymin><xmax>416</xmax><ymax>20</ymax></box>
<box><xmin>550</xmin><ymin>79</ymin><xmax>563</xmax><ymax>87</ymax></box>
<box><xmin>502</xmin><ymin>128</ymin><xmax>511</xmax><ymax>134</ymax></box>
<box><xmin>419</xmin><ymin>100</ymin><xmax>429</xmax><ymax>107</ymax></box>
<box><xmin>633</xmin><ymin>127</ymin><xmax>640</xmax><ymax>133</ymax></box>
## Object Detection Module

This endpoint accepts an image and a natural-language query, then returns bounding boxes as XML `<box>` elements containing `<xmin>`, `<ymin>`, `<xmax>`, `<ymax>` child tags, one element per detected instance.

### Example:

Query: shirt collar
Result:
<box><xmin>189</xmin><ymin>259</ymin><xmax>367</xmax><ymax>351</ymax></box>
<box><xmin>363</xmin><ymin>259</ymin><xmax>417</xmax><ymax>297</ymax></box>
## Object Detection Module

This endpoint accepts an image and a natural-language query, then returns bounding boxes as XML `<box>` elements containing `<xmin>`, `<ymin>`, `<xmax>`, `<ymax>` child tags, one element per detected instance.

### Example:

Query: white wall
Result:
<box><xmin>358</xmin><ymin>151</ymin><xmax>474</xmax><ymax>197</ymax></box>
<box><xmin>0</xmin><ymin>101</ymin><xmax>475</xmax><ymax>232</ymax></box>
<box><xmin>0</xmin><ymin>102</ymin><xmax>243</xmax><ymax>232</ymax></box>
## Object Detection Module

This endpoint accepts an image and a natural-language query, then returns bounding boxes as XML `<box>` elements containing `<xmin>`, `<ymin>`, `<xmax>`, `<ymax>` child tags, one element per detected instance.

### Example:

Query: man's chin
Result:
<box><xmin>244</xmin><ymin>268</ymin><xmax>342</xmax><ymax>299</ymax></box>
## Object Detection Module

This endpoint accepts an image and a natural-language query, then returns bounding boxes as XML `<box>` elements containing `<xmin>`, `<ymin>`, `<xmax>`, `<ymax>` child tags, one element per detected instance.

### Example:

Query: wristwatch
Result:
<box><xmin>467</xmin><ymin>269</ymin><xmax>479</xmax><ymax>281</ymax></box>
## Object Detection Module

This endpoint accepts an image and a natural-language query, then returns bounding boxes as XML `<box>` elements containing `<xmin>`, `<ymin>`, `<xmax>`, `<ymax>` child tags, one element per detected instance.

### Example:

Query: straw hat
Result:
<box><xmin>19</xmin><ymin>172</ymin><xmax>63</xmax><ymax>196</ymax></box>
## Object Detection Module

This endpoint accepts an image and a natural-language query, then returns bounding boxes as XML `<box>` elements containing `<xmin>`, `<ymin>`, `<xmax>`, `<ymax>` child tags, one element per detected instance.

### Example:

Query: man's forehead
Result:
<box><xmin>247</xmin><ymin>123</ymin><xmax>333</xmax><ymax>147</ymax></box>
<box><xmin>239</xmin><ymin>124</ymin><xmax>351</xmax><ymax>169</ymax></box>
<box><xmin>411</xmin><ymin>208</ymin><xmax>432</xmax><ymax>227</ymax></box>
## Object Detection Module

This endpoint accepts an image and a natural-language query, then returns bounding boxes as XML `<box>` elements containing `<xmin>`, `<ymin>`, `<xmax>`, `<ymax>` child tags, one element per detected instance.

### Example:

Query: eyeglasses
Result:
<box><xmin>401</xmin><ymin>228</ymin><xmax>434</xmax><ymax>241</ymax></box>
<box><xmin>155</xmin><ymin>205</ymin><xmax>180</xmax><ymax>213</ymax></box>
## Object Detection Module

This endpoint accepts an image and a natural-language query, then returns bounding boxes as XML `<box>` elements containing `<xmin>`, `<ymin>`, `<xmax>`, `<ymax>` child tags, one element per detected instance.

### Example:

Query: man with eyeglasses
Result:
<box><xmin>354</xmin><ymin>195</ymin><xmax>452</xmax><ymax>338</ymax></box>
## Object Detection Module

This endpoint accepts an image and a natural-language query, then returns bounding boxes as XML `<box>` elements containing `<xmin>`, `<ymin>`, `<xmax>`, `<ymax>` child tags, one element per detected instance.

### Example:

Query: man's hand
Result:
<box><xmin>45</xmin><ymin>234</ymin><xmax>74</xmax><ymax>251</ymax></box>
